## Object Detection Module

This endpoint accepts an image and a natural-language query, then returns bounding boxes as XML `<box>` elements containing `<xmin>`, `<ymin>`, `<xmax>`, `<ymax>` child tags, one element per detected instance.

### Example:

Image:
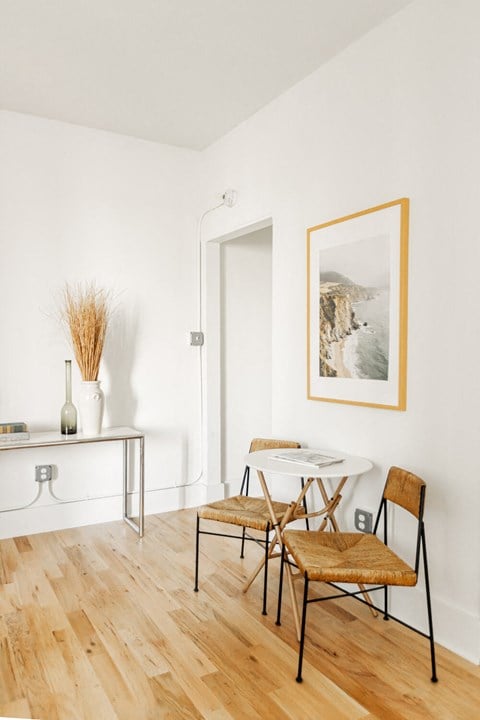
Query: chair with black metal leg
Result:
<box><xmin>277</xmin><ymin>466</ymin><xmax>438</xmax><ymax>684</ymax></box>
<box><xmin>194</xmin><ymin>437</ymin><xmax>307</xmax><ymax>615</ymax></box>
<box><xmin>239</xmin><ymin>438</ymin><xmax>310</xmax><ymax>559</ymax></box>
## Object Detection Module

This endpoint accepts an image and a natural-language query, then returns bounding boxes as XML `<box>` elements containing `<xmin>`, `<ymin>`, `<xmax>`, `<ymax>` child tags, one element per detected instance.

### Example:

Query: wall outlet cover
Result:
<box><xmin>35</xmin><ymin>465</ymin><xmax>53</xmax><ymax>482</ymax></box>
<box><xmin>354</xmin><ymin>508</ymin><xmax>373</xmax><ymax>533</ymax></box>
<box><xmin>190</xmin><ymin>331</ymin><xmax>204</xmax><ymax>346</ymax></box>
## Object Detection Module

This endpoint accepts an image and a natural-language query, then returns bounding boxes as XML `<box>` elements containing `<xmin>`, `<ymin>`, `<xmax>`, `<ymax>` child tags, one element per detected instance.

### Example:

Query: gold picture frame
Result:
<box><xmin>307</xmin><ymin>198</ymin><xmax>409</xmax><ymax>410</ymax></box>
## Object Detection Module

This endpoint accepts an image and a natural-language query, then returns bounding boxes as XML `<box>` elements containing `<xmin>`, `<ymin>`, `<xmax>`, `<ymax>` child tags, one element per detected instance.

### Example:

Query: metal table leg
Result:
<box><xmin>122</xmin><ymin>436</ymin><xmax>145</xmax><ymax>538</ymax></box>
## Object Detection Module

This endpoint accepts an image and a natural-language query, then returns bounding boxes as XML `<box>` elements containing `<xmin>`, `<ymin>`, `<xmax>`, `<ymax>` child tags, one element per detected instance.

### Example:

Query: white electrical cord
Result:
<box><xmin>48</xmin><ymin>481</ymin><xmax>123</xmax><ymax>504</ymax></box>
<box><xmin>0</xmin><ymin>482</ymin><xmax>44</xmax><ymax>513</ymax></box>
<box><xmin>47</xmin><ymin>482</ymin><xmax>213</xmax><ymax>506</ymax></box>
<box><xmin>173</xmin><ymin>194</ymin><xmax>239</xmax><ymax>489</ymax></box>
<box><xmin>171</xmin><ymin>200</ymin><xmax>224</xmax><ymax>489</ymax></box>
<box><xmin>197</xmin><ymin>202</ymin><xmax>223</xmax><ymax>332</ymax></box>
<box><xmin>0</xmin><ymin>480</ymin><xmax>175</xmax><ymax>514</ymax></box>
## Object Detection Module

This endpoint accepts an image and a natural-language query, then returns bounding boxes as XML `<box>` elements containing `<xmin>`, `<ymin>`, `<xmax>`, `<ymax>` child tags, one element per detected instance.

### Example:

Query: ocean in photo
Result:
<box><xmin>351</xmin><ymin>289</ymin><xmax>389</xmax><ymax>380</ymax></box>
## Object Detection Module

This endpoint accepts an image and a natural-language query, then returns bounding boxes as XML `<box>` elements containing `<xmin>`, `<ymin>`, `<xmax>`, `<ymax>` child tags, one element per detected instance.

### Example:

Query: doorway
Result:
<box><xmin>203</xmin><ymin>219</ymin><xmax>273</xmax><ymax>496</ymax></box>
<box><xmin>220</xmin><ymin>226</ymin><xmax>273</xmax><ymax>490</ymax></box>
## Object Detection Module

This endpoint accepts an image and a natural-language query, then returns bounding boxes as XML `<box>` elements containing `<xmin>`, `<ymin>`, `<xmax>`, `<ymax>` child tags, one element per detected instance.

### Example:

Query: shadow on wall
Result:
<box><xmin>104</xmin><ymin>304</ymin><xmax>139</xmax><ymax>427</ymax></box>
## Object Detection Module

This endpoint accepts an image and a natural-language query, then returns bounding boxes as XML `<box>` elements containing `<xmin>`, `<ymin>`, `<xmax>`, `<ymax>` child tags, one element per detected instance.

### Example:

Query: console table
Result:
<box><xmin>0</xmin><ymin>426</ymin><xmax>145</xmax><ymax>537</ymax></box>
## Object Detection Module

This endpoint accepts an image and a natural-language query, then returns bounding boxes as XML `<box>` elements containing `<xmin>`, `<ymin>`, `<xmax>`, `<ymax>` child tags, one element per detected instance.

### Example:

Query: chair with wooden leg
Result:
<box><xmin>277</xmin><ymin>466</ymin><xmax>438</xmax><ymax>683</ymax></box>
<box><xmin>194</xmin><ymin>437</ymin><xmax>307</xmax><ymax>615</ymax></box>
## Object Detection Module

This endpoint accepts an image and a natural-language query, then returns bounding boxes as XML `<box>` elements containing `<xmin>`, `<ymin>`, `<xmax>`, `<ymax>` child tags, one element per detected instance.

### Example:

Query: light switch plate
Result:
<box><xmin>190</xmin><ymin>331</ymin><xmax>204</xmax><ymax>346</ymax></box>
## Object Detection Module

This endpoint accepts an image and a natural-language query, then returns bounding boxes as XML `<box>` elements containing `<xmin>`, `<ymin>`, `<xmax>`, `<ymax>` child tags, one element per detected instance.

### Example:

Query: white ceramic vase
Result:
<box><xmin>79</xmin><ymin>380</ymin><xmax>105</xmax><ymax>436</ymax></box>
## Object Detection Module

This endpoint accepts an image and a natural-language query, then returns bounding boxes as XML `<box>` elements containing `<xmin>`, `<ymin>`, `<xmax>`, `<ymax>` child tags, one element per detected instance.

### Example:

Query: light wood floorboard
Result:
<box><xmin>0</xmin><ymin>509</ymin><xmax>479</xmax><ymax>719</ymax></box>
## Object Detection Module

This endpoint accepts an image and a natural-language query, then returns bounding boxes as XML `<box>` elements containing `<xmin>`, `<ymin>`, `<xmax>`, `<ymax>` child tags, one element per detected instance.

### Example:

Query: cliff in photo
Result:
<box><xmin>319</xmin><ymin>280</ymin><xmax>376</xmax><ymax>377</ymax></box>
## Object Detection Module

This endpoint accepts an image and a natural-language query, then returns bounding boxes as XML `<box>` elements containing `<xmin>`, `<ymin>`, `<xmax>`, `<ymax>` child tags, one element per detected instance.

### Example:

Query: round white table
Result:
<box><xmin>243</xmin><ymin>447</ymin><xmax>373</xmax><ymax>639</ymax></box>
<box><xmin>245</xmin><ymin>448</ymin><xmax>372</xmax><ymax>529</ymax></box>
<box><xmin>245</xmin><ymin>448</ymin><xmax>372</xmax><ymax>480</ymax></box>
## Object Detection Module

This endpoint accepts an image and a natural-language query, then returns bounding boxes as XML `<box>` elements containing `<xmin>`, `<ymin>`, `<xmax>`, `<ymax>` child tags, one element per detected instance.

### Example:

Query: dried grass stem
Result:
<box><xmin>62</xmin><ymin>283</ymin><xmax>110</xmax><ymax>381</ymax></box>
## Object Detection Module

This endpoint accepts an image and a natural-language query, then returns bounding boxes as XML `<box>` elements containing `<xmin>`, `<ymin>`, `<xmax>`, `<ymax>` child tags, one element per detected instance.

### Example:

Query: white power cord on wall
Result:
<box><xmin>0</xmin><ymin>483</ymin><xmax>44</xmax><ymax>514</ymax></box>
<box><xmin>172</xmin><ymin>190</ymin><xmax>237</xmax><ymax>489</ymax></box>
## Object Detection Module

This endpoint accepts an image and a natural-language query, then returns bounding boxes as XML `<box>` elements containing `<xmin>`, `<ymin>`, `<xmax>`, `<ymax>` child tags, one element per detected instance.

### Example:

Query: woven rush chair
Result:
<box><xmin>277</xmin><ymin>466</ymin><xmax>437</xmax><ymax>683</ymax></box>
<box><xmin>194</xmin><ymin>438</ymin><xmax>308</xmax><ymax>615</ymax></box>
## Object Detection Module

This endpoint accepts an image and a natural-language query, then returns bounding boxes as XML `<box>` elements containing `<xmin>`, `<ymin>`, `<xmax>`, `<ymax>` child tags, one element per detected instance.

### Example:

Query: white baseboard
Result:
<box><xmin>387</xmin><ymin>578</ymin><xmax>480</xmax><ymax>665</ymax></box>
<box><xmin>428</xmin><ymin>594</ymin><xmax>479</xmax><ymax>665</ymax></box>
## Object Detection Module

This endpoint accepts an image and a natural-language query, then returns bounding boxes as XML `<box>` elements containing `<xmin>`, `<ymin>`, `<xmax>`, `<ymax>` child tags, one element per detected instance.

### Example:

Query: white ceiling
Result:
<box><xmin>0</xmin><ymin>0</ymin><xmax>413</xmax><ymax>150</ymax></box>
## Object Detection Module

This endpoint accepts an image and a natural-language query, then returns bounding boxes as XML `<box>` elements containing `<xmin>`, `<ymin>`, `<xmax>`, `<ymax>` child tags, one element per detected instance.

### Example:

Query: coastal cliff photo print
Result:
<box><xmin>319</xmin><ymin>235</ymin><xmax>390</xmax><ymax>381</ymax></box>
<box><xmin>307</xmin><ymin>199</ymin><xmax>409</xmax><ymax>410</ymax></box>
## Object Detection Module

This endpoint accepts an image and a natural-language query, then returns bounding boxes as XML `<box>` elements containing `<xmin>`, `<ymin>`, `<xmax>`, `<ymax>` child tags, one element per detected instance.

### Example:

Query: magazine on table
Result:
<box><xmin>269</xmin><ymin>449</ymin><xmax>344</xmax><ymax>468</ymax></box>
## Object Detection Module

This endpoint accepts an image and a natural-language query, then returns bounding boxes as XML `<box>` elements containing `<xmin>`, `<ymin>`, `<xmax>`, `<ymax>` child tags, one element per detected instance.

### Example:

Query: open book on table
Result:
<box><xmin>269</xmin><ymin>450</ymin><xmax>344</xmax><ymax>468</ymax></box>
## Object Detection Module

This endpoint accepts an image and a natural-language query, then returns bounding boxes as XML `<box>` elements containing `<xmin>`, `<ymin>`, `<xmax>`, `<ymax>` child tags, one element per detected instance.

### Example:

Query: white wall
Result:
<box><xmin>0</xmin><ymin>110</ymin><xmax>206</xmax><ymax>537</ymax></box>
<box><xmin>220</xmin><ymin>227</ymin><xmax>272</xmax><ymax>487</ymax></box>
<box><xmin>199</xmin><ymin>0</ymin><xmax>480</xmax><ymax>663</ymax></box>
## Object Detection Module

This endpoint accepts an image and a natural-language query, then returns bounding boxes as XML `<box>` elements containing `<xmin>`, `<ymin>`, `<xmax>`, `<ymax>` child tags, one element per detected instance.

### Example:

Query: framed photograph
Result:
<box><xmin>307</xmin><ymin>198</ymin><xmax>409</xmax><ymax>410</ymax></box>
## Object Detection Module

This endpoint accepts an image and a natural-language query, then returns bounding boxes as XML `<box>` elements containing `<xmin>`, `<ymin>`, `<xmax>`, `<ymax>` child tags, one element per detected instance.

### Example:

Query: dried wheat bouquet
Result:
<box><xmin>62</xmin><ymin>282</ymin><xmax>111</xmax><ymax>381</ymax></box>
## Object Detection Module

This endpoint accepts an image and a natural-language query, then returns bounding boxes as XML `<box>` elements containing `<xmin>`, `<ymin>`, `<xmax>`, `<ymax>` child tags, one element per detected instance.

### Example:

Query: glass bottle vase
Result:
<box><xmin>61</xmin><ymin>360</ymin><xmax>78</xmax><ymax>435</ymax></box>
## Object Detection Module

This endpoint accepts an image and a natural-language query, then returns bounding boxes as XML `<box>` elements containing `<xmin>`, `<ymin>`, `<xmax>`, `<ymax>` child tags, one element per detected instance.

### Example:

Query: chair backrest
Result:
<box><xmin>240</xmin><ymin>439</ymin><xmax>301</xmax><ymax>496</ymax></box>
<box><xmin>249</xmin><ymin>438</ymin><xmax>300</xmax><ymax>453</ymax></box>
<box><xmin>383</xmin><ymin>466</ymin><xmax>426</xmax><ymax>519</ymax></box>
<box><xmin>375</xmin><ymin>466</ymin><xmax>427</xmax><ymax>574</ymax></box>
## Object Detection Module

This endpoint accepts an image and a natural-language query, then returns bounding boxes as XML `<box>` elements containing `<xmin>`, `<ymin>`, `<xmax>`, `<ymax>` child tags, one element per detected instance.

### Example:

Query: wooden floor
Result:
<box><xmin>0</xmin><ymin>509</ymin><xmax>479</xmax><ymax>719</ymax></box>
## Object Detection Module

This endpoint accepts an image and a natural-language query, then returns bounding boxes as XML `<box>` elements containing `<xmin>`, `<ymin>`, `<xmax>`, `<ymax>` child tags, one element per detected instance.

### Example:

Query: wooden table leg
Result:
<box><xmin>242</xmin><ymin>509</ymin><xmax>291</xmax><ymax>593</ymax></box>
<box><xmin>241</xmin><ymin>471</ymin><xmax>303</xmax><ymax>640</ymax></box>
<box><xmin>316</xmin><ymin>476</ymin><xmax>347</xmax><ymax>531</ymax></box>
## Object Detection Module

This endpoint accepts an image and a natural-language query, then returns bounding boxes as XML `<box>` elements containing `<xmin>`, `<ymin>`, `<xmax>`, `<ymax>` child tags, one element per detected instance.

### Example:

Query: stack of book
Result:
<box><xmin>0</xmin><ymin>422</ymin><xmax>30</xmax><ymax>444</ymax></box>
